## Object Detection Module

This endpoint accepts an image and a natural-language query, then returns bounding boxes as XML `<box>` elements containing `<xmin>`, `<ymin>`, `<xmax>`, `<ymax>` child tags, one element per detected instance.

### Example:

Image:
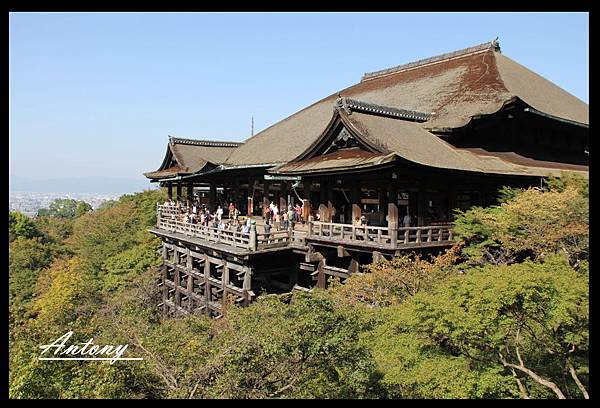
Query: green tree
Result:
<box><xmin>453</xmin><ymin>185</ymin><xmax>588</xmax><ymax>267</ymax></box>
<box><xmin>382</xmin><ymin>255</ymin><xmax>588</xmax><ymax>399</ymax></box>
<box><xmin>9</xmin><ymin>211</ymin><xmax>40</xmax><ymax>241</ymax></box>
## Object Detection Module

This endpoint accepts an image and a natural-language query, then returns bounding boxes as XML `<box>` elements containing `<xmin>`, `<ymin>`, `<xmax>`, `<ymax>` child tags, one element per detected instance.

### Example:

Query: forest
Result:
<box><xmin>8</xmin><ymin>174</ymin><xmax>589</xmax><ymax>399</ymax></box>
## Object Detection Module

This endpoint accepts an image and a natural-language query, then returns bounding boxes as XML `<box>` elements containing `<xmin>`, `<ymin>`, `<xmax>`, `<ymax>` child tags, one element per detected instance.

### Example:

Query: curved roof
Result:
<box><xmin>144</xmin><ymin>137</ymin><xmax>241</xmax><ymax>180</ymax></box>
<box><xmin>224</xmin><ymin>40</ymin><xmax>588</xmax><ymax>166</ymax></box>
<box><xmin>272</xmin><ymin>108</ymin><xmax>588</xmax><ymax>179</ymax></box>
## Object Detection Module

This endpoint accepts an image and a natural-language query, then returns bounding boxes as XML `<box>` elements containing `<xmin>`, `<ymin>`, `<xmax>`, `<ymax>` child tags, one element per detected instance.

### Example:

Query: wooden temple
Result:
<box><xmin>144</xmin><ymin>40</ymin><xmax>589</xmax><ymax>318</ymax></box>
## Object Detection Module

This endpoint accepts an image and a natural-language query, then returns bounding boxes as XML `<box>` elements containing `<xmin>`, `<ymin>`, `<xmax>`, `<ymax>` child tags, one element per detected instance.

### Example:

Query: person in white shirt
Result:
<box><xmin>216</xmin><ymin>205</ymin><xmax>224</xmax><ymax>222</ymax></box>
<box><xmin>403</xmin><ymin>213</ymin><xmax>412</xmax><ymax>228</ymax></box>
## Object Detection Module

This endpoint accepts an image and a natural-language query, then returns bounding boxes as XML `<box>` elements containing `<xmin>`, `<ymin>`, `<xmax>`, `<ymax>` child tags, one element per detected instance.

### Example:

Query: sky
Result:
<box><xmin>9</xmin><ymin>12</ymin><xmax>589</xmax><ymax>185</ymax></box>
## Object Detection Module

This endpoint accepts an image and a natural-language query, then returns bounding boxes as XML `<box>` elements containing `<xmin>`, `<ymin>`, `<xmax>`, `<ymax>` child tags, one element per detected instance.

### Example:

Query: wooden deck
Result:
<box><xmin>155</xmin><ymin>204</ymin><xmax>454</xmax><ymax>254</ymax></box>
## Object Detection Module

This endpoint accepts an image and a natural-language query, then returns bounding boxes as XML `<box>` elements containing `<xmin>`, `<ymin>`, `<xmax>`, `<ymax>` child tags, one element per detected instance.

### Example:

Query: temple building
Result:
<box><xmin>144</xmin><ymin>40</ymin><xmax>588</xmax><ymax>317</ymax></box>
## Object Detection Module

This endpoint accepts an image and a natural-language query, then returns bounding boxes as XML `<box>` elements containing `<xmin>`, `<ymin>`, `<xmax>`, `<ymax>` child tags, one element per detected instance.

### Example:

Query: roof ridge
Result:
<box><xmin>336</xmin><ymin>97</ymin><xmax>433</xmax><ymax>122</ymax></box>
<box><xmin>168</xmin><ymin>136</ymin><xmax>243</xmax><ymax>148</ymax></box>
<box><xmin>361</xmin><ymin>39</ymin><xmax>501</xmax><ymax>82</ymax></box>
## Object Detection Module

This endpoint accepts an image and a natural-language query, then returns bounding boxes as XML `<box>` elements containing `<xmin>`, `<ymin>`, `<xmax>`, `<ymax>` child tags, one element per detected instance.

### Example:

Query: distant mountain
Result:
<box><xmin>9</xmin><ymin>175</ymin><xmax>157</xmax><ymax>194</ymax></box>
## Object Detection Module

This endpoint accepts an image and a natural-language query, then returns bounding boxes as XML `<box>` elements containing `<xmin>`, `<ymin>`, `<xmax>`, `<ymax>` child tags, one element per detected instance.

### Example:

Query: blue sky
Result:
<box><xmin>9</xmin><ymin>12</ymin><xmax>589</xmax><ymax>183</ymax></box>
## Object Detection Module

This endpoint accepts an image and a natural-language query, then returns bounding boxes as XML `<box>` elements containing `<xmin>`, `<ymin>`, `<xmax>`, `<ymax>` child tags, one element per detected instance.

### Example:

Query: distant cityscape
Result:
<box><xmin>9</xmin><ymin>192</ymin><xmax>125</xmax><ymax>217</ymax></box>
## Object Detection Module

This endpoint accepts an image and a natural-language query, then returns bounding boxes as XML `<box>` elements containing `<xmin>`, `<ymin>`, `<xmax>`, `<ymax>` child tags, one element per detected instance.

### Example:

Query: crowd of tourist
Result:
<box><xmin>161</xmin><ymin>198</ymin><xmax>306</xmax><ymax>236</ymax></box>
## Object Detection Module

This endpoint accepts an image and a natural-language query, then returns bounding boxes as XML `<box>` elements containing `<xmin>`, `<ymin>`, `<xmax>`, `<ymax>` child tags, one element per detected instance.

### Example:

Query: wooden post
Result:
<box><xmin>448</xmin><ymin>185</ymin><xmax>457</xmax><ymax>221</ymax></box>
<box><xmin>279</xmin><ymin>181</ymin><xmax>288</xmax><ymax>213</ymax></box>
<box><xmin>263</xmin><ymin>180</ymin><xmax>270</xmax><ymax>217</ymax></box>
<box><xmin>388</xmin><ymin>202</ymin><xmax>398</xmax><ymax>248</ymax></box>
<box><xmin>302</xmin><ymin>199</ymin><xmax>311</xmax><ymax>223</ymax></box>
<box><xmin>187</xmin><ymin>182</ymin><xmax>194</xmax><ymax>204</ymax></box>
<box><xmin>351</xmin><ymin>180</ymin><xmax>361</xmax><ymax>225</ymax></box>
<box><xmin>307</xmin><ymin>216</ymin><xmax>314</xmax><ymax>236</ymax></box>
<box><xmin>417</xmin><ymin>188</ymin><xmax>425</xmax><ymax>227</ymax></box>
<box><xmin>233</xmin><ymin>178</ymin><xmax>240</xmax><ymax>213</ymax></box>
<box><xmin>186</xmin><ymin>248</ymin><xmax>193</xmax><ymax>312</ymax></box>
<box><xmin>221</xmin><ymin>261</ymin><xmax>229</xmax><ymax>312</ymax></box>
<box><xmin>176</xmin><ymin>183</ymin><xmax>182</xmax><ymax>202</ymax></box>
<box><xmin>174</xmin><ymin>249</ymin><xmax>181</xmax><ymax>308</ymax></box>
<box><xmin>162</xmin><ymin>244</ymin><xmax>168</xmax><ymax>313</ymax></box>
<box><xmin>209</xmin><ymin>182</ymin><xmax>216</xmax><ymax>211</ymax></box>
<box><xmin>204</xmin><ymin>254</ymin><xmax>211</xmax><ymax>316</ymax></box>
<box><xmin>319</xmin><ymin>179</ymin><xmax>328</xmax><ymax>220</ymax></box>
<box><xmin>249</xmin><ymin>223</ymin><xmax>257</xmax><ymax>251</ymax></box>
<box><xmin>167</xmin><ymin>182</ymin><xmax>173</xmax><ymax>200</ymax></box>
<box><xmin>247</xmin><ymin>178</ymin><xmax>254</xmax><ymax>215</ymax></box>
<box><xmin>316</xmin><ymin>259</ymin><xmax>326</xmax><ymax>289</ymax></box>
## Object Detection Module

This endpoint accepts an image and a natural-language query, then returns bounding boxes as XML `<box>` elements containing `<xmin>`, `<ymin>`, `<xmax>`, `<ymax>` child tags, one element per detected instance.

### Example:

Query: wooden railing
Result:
<box><xmin>156</xmin><ymin>205</ymin><xmax>453</xmax><ymax>251</ymax></box>
<box><xmin>307</xmin><ymin>221</ymin><xmax>454</xmax><ymax>249</ymax></box>
<box><xmin>156</xmin><ymin>204</ymin><xmax>296</xmax><ymax>251</ymax></box>
<box><xmin>157</xmin><ymin>218</ymin><xmax>251</xmax><ymax>248</ymax></box>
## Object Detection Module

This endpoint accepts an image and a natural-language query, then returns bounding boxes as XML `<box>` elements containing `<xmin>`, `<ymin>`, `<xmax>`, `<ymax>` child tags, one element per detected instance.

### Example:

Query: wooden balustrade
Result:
<box><xmin>157</xmin><ymin>205</ymin><xmax>453</xmax><ymax>251</ymax></box>
<box><xmin>308</xmin><ymin>221</ymin><xmax>454</xmax><ymax>249</ymax></box>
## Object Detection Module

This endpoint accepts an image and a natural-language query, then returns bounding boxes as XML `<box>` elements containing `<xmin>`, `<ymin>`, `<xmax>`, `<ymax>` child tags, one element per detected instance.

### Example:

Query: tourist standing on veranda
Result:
<box><xmin>216</xmin><ymin>205</ymin><xmax>224</xmax><ymax>222</ymax></box>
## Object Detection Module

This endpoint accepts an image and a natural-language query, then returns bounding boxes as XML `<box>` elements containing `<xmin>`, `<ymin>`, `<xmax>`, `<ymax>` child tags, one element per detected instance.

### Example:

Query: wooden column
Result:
<box><xmin>247</xmin><ymin>178</ymin><xmax>254</xmax><ymax>215</ymax></box>
<box><xmin>303</xmin><ymin>180</ymin><xmax>311</xmax><ymax>221</ymax></box>
<box><xmin>448</xmin><ymin>184</ymin><xmax>457</xmax><ymax>221</ymax></box>
<box><xmin>417</xmin><ymin>188</ymin><xmax>425</xmax><ymax>227</ymax></box>
<box><xmin>319</xmin><ymin>179</ymin><xmax>328</xmax><ymax>222</ymax></box>
<box><xmin>233</xmin><ymin>178</ymin><xmax>240</xmax><ymax>211</ymax></box>
<box><xmin>279</xmin><ymin>181</ymin><xmax>288</xmax><ymax>212</ymax></box>
<box><xmin>167</xmin><ymin>182</ymin><xmax>173</xmax><ymax>200</ymax></box>
<box><xmin>209</xmin><ymin>182</ymin><xmax>216</xmax><ymax>211</ymax></box>
<box><xmin>351</xmin><ymin>180</ymin><xmax>361</xmax><ymax>225</ymax></box>
<box><xmin>388</xmin><ymin>202</ymin><xmax>398</xmax><ymax>247</ymax></box>
<box><xmin>186</xmin><ymin>248</ymin><xmax>193</xmax><ymax>312</ymax></box>
<box><xmin>204</xmin><ymin>254</ymin><xmax>211</xmax><ymax>316</ymax></box>
<box><xmin>263</xmin><ymin>180</ymin><xmax>270</xmax><ymax>217</ymax></box>
<box><xmin>176</xmin><ymin>183</ymin><xmax>182</xmax><ymax>202</ymax></box>
<box><xmin>162</xmin><ymin>244</ymin><xmax>168</xmax><ymax>313</ymax></box>
<box><xmin>174</xmin><ymin>249</ymin><xmax>181</xmax><ymax>308</ymax></box>
<box><xmin>326</xmin><ymin>178</ymin><xmax>334</xmax><ymax>223</ymax></box>
<box><xmin>187</xmin><ymin>182</ymin><xmax>194</xmax><ymax>205</ymax></box>
<box><xmin>378</xmin><ymin>188</ymin><xmax>386</xmax><ymax>225</ymax></box>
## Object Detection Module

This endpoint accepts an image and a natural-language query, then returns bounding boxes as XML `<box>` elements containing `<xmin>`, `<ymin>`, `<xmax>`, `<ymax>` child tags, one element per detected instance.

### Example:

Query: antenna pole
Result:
<box><xmin>251</xmin><ymin>116</ymin><xmax>254</xmax><ymax>137</ymax></box>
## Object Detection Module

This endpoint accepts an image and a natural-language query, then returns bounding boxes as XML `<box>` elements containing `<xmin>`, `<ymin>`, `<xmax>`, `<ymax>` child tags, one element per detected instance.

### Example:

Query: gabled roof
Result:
<box><xmin>224</xmin><ymin>39</ymin><xmax>588</xmax><ymax>166</ymax></box>
<box><xmin>144</xmin><ymin>137</ymin><xmax>241</xmax><ymax>180</ymax></box>
<box><xmin>271</xmin><ymin>104</ymin><xmax>588</xmax><ymax>178</ymax></box>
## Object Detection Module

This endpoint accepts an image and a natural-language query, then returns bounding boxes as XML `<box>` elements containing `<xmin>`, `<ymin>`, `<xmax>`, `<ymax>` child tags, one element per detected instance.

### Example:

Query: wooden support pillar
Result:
<box><xmin>176</xmin><ymin>183</ymin><xmax>182</xmax><ymax>202</ymax></box>
<box><xmin>263</xmin><ymin>180</ymin><xmax>270</xmax><ymax>217</ymax></box>
<box><xmin>167</xmin><ymin>183</ymin><xmax>173</xmax><ymax>200</ymax></box>
<box><xmin>209</xmin><ymin>182</ymin><xmax>216</xmax><ymax>211</ymax></box>
<box><xmin>186</xmin><ymin>248</ymin><xmax>193</xmax><ymax>312</ymax></box>
<box><xmin>162</xmin><ymin>244</ymin><xmax>168</xmax><ymax>313</ymax></box>
<box><xmin>247</xmin><ymin>178</ymin><xmax>254</xmax><ymax>215</ymax></box>
<box><xmin>448</xmin><ymin>185</ymin><xmax>457</xmax><ymax>221</ymax></box>
<box><xmin>351</xmin><ymin>180</ymin><xmax>361</xmax><ymax>225</ymax></box>
<box><xmin>174</xmin><ymin>249</ymin><xmax>181</xmax><ymax>308</ymax></box>
<box><xmin>187</xmin><ymin>182</ymin><xmax>193</xmax><ymax>205</ymax></box>
<box><xmin>373</xmin><ymin>251</ymin><xmax>385</xmax><ymax>263</ymax></box>
<box><xmin>326</xmin><ymin>178</ymin><xmax>334</xmax><ymax>223</ymax></box>
<box><xmin>221</xmin><ymin>261</ymin><xmax>229</xmax><ymax>312</ymax></box>
<box><xmin>316</xmin><ymin>259</ymin><xmax>326</xmax><ymax>289</ymax></box>
<box><xmin>204</xmin><ymin>254</ymin><xmax>211</xmax><ymax>317</ymax></box>
<box><xmin>378</xmin><ymin>188</ymin><xmax>386</xmax><ymax>225</ymax></box>
<box><xmin>233</xmin><ymin>178</ymin><xmax>240</xmax><ymax>211</ymax></box>
<box><xmin>302</xmin><ymin>180</ymin><xmax>311</xmax><ymax>221</ymax></box>
<box><xmin>279</xmin><ymin>181</ymin><xmax>288</xmax><ymax>212</ymax></box>
<box><xmin>388</xmin><ymin>202</ymin><xmax>398</xmax><ymax>247</ymax></box>
<box><xmin>417</xmin><ymin>188</ymin><xmax>425</xmax><ymax>227</ymax></box>
<box><xmin>242</xmin><ymin>266</ymin><xmax>253</xmax><ymax>306</ymax></box>
<box><xmin>348</xmin><ymin>258</ymin><xmax>360</xmax><ymax>274</ymax></box>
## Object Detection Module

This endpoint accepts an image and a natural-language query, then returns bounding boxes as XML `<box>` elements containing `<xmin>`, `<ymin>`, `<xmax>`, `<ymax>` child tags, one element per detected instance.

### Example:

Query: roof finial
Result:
<box><xmin>251</xmin><ymin>115</ymin><xmax>254</xmax><ymax>137</ymax></box>
<box><xmin>491</xmin><ymin>36</ymin><xmax>501</xmax><ymax>52</ymax></box>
